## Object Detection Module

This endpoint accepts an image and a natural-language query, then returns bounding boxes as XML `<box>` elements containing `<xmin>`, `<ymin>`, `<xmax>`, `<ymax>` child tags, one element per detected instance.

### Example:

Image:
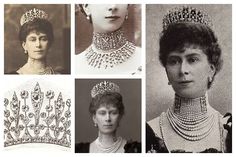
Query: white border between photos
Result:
<box><xmin>0</xmin><ymin>0</ymin><xmax>235</xmax><ymax>157</ymax></box>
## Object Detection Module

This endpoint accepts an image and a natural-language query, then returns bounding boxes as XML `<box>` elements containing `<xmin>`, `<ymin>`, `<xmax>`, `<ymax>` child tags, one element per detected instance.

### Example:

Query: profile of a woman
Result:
<box><xmin>75</xmin><ymin>4</ymin><xmax>141</xmax><ymax>75</ymax></box>
<box><xmin>146</xmin><ymin>6</ymin><xmax>232</xmax><ymax>153</ymax></box>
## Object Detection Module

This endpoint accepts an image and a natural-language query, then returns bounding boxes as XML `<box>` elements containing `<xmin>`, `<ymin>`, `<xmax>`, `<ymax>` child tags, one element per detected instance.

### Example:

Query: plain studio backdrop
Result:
<box><xmin>75</xmin><ymin>79</ymin><xmax>141</xmax><ymax>144</ymax></box>
<box><xmin>146</xmin><ymin>4</ymin><xmax>232</xmax><ymax>121</ymax></box>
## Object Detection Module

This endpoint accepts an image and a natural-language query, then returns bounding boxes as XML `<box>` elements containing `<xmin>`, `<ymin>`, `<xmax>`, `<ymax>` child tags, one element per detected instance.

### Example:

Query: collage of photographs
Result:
<box><xmin>1</xmin><ymin>0</ymin><xmax>233</xmax><ymax>156</ymax></box>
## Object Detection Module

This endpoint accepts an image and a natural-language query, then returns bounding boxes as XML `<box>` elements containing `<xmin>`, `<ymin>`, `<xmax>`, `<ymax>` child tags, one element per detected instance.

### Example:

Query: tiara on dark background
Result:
<box><xmin>163</xmin><ymin>6</ymin><xmax>213</xmax><ymax>30</ymax></box>
<box><xmin>20</xmin><ymin>8</ymin><xmax>48</xmax><ymax>26</ymax></box>
<box><xmin>4</xmin><ymin>83</ymin><xmax>71</xmax><ymax>148</ymax></box>
<box><xmin>91</xmin><ymin>81</ymin><xmax>120</xmax><ymax>98</ymax></box>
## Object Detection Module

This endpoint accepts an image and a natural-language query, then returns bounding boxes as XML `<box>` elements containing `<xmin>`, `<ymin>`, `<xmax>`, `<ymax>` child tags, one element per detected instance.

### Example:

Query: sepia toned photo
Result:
<box><xmin>75</xmin><ymin>79</ymin><xmax>141</xmax><ymax>153</ymax></box>
<box><xmin>4</xmin><ymin>4</ymin><xmax>71</xmax><ymax>75</ymax></box>
<box><xmin>146</xmin><ymin>4</ymin><xmax>232</xmax><ymax>153</ymax></box>
<box><xmin>75</xmin><ymin>4</ymin><xmax>142</xmax><ymax>75</ymax></box>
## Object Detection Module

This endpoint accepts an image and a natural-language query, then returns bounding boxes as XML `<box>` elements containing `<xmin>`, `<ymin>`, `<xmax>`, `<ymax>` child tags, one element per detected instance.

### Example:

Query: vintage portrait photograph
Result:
<box><xmin>75</xmin><ymin>4</ymin><xmax>142</xmax><ymax>75</ymax></box>
<box><xmin>75</xmin><ymin>79</ymin><xmax>141</xmax><ymax>153</ymax></box>
<box><xmin>146</xmin><ymin>4</ymin><xmax>232</xmax><ymax>153</ymax></box>
<box><xmin>4</xmin><ymin>4</ymin><xmax>71</xmax><ymax>75</ymax></box>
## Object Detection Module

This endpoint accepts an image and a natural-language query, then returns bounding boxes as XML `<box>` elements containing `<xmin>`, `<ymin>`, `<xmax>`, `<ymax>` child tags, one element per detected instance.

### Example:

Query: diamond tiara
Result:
<box><xmin>163</xmin><ymin>6</ymin><xmax>213</xmax><ymax>31</ymax></box>
<box><xmin>4</xmin><ymin>83</ymin><xmax>71</xmax><ymax>148</ymax></box>
<box><xmin>20</xmin><ymin>8</ymin><xmax>49</xmax><ymax>26</ymax></box>
<box><xmin>91</xmin><ymin>81</ymin><xmax>120</xmax><ymax>98</ymax></box>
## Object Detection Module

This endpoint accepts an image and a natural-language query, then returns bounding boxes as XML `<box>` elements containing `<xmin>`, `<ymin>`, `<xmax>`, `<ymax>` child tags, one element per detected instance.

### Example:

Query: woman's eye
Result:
<box><xmin>167</xmin><ymin>58</ymin><xmax>180</xmax><ymax>65</ymax></box>
<box><xmin>111</xmin><ymin>111</ymin><xmax>119</xmax><ymax>115</ymax></box>
<box><xmin>28</xmin><ymin>37</ymin><xmax>36</xmax><ymax>41</ymax></box>
<box><xmin>188</xmin><ymin>57</ymin><xmax>199</xmax><ymax>63</ymax></box>
<box><xmin>98</xmin><ymin>111</ymin><xmax>106</xmax><ymax>115</ymax></box>
<box><xmin>40</xmin><ymin>37</ymin><xmax>48</xmax><ymax>41</ymax></box>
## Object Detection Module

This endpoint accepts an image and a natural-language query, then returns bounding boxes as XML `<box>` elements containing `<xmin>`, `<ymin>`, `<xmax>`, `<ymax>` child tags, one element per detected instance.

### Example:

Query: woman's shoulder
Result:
<box><xmin>124</xmin><ymin>140</ymin><xmax>141</xmax><ymax>153</ymax></box>
<box><xmin>75</xmin><ymin>142</ymin><xmax>90</xmax><ymax>153</ymax></box>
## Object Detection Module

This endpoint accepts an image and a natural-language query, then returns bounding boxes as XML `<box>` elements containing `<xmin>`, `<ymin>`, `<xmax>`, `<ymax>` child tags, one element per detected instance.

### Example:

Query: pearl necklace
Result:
<box><xmin>166</xmin><ymin>95</ymin><xmax>215</xmax><ymax>141</ymax></box>
<box><xmin>94</xmin><ymin>136</ymin><xmax>124</xmax><ymax>153</ymax></box>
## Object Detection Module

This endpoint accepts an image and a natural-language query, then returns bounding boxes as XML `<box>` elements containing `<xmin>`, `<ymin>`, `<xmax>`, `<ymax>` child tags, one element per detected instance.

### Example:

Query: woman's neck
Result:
<box><xmin>97</xmin><ymin>131</ymin><xmax>117</xmax><ymax>147</ymax></box>
<box><xmin>18</xmin><ymin>57</ymin><xmax>50</xmax><ymax>74</ymax></box>
<box><xmin>172</xmin><ymin>94</ymin><xmax>208</xmax><ymax>117</ymax></box>
<box><xmin>92</xmin><ymin>28</ymin><xmax>127</xmax><ymax>51</ymax></box>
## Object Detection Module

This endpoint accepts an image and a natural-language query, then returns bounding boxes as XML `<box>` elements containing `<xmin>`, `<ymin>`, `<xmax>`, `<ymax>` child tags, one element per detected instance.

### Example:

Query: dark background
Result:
<box><xmin>75</xmin><ymin>79</ymin><xmax>141</xmax><ymax>143</ymax></box>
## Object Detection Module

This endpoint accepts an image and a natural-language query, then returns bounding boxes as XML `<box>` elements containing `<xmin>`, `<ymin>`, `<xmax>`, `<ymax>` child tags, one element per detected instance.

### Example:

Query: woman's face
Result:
<box><xmin>22</xmin><ymin>31</ymin><xmax>49</xmax><ymax>60</ymax></box>
<box><xmin>84</xmin><ymin>4</ymin><xmax>128</xmax><ymax>33</ymax></box>
<box><xmin>93</xmin><ymin>105</ymin><xmax>120</xmax><ymax>134</ymax></box>
<box><xmin>165</xmin><ymin>47</ymin><xmax>215</xmax><ymax>98</ymax></box>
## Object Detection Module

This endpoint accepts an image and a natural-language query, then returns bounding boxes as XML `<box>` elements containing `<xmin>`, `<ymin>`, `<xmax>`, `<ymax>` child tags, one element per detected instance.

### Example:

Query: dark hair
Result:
<box><xmin>89</xmin><ymin>92</ymin><xmax>124</xmax><ymax>117</ymax></box>
<box><xmin>78</xmin><ymin>4</ymin><xmax>92</xmax><ymax>23</ymax></box>
<box><xmin>159</xmin><ymin>23</ymin><xmax>223</xmax><ymax>88</ymax></box>
<box><xmin>19</xmin><ymin>18</ymin><xmax>54</xmax><ymax>46</ymax></box>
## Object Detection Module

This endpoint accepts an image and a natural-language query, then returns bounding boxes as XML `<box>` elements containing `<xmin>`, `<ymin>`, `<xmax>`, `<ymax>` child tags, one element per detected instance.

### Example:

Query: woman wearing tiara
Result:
<box><xmin>9</xmin><ymin>8</ymin><xmax>58</xmax><ymax>74</ymax></box>
<box><xmin>146</xmin><ymin>5</ymin><xmax>232</xmax><ymax>153</ymax></box>
<box><xmin>75</xmin><ymin>4</ymin><xmax>141</xmax><ymax>75</ymax></box>
<box><xmin>75</xmin><ymin>80</ymin><xmax>141</xmax><ymax>153</ymax></box>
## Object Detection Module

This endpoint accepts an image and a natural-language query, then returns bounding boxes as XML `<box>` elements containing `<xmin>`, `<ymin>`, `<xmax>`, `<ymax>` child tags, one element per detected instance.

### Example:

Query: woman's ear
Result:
<box><xmin>209</xmin><ymin>64</ymin><xmax>216</xmax><ymax>78</ymax></box>
<box><xmin>92</xmin><ymin>114</ymin><xmax>97</xmax><ymax>124</ymax></box>
<box><xmin>82</xmin><ymin>4</ymin><xmax>90</xmax><ymax>16</ymax></box>
<box><xmin>22</xmin><ymin>42</ymin><xmax>27</xmax><ymax>53</ymax></box>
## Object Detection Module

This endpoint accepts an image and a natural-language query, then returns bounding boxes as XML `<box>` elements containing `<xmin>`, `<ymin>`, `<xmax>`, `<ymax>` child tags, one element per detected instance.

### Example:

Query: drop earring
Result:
<box><xmin>125</xmin><ymin>14</ymin><xmax>128</xmax><ymax>20</ymax></box>
<box><xmin>24</xmin><ymin>50</ymin><xmax>28</xmax><ymax>54</ymax></box>
<box><xmin>208</xmin><ymin>76</ymin><xmax>212</xmax><ymax>83</ymax></box>
<box><xmin>86</xmin><ymin>15</ymin><xmax>90</xmax><ymax>20</ymax></box>
<box><xmin>94</xmin><ymin>123</ymin><xmax>97</xmax><ymax>127</ymax></box>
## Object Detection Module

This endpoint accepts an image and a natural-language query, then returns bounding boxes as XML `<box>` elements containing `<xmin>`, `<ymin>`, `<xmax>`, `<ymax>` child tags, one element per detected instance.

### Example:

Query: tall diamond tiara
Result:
<box><xmin>20</xmin><ymin>8</ymin><xmax>49</xmax><ymax>26</ymax></box>
<box><xmin>4</xmin><ymin>83</ymin><xmax>71</xmax><ymax>148</ymax></box>
<box><xmin>163</xmin><ymin>6</ymin><xmax>213</xmax><ymax>31</ymax></box>
<box><xmin>91</xmin><ymin>81</ymin><xmax>120</xmax><ymax>98</ymax></box>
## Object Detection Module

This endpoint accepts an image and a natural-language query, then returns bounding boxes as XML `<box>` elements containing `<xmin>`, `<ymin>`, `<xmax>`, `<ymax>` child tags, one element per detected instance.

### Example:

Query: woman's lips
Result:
<box><xmin>105</xmin><ymin>16</ymin><xmax>120</xmax><ymax>21</ymax></box>
<box><xmin>178</xmin><ymin>80</ymin><xmax>193</xmax><ymax>86</ymax></box>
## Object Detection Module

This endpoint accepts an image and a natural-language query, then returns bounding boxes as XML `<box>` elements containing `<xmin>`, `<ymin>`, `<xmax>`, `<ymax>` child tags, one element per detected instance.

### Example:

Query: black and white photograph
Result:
<box><xmin>146</xmin><ymin>4</ymin><xmax>232</xmax><ymax>153</ymax></box>
<box><xmin>75</xmin><ymin>4</ymin><xmax>142</xmax><ymax>75</ymax></box>
<box><xmin>4</xmin><ymin>4</ymin><xmax>71</xmax><ymax>75</ymax></box>
<box><xmin>75</xmin><ymin>79</ymin><xmax>141</xmax><ymax>153</ymax></box>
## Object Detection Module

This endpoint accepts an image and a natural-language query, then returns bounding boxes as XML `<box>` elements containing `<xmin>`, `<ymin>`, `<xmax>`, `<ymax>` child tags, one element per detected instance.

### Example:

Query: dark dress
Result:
<box><xmin>75</xmin><ymin>140</ymin><xmax>141</xmax><ymax>153</ymax></box>
<box><xmin>146</xmin><ymin>113</ymin><xmax>232</xmax><ymax>153</ymax></box>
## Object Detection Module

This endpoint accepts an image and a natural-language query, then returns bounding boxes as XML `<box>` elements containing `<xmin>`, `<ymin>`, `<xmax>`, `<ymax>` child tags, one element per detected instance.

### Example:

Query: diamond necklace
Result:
<box><xmin>86</xmin><ymin>41</ymin><xmax>135</xmax><ymax>69</ymax></box>
<box><xmin>92</xmin><ymin>28</ymin><xmax>127</xmax><ymax>51</ymax></box>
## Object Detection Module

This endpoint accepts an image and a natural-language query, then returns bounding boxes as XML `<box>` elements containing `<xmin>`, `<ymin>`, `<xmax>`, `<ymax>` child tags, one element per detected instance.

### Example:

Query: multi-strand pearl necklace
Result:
<box><xmin>85</xmin><ymin>28</ymin><xmax>136</xmax><ymax>69</ymax></box>
<box><xmin>165</xmin><ymin>95</ymin><xmax>215</xmax><ymax>141</ymax></box>
<box><xmin>94</xmin><ymin>136</ymin><xmax>124</xmax><ymax>153</ymax></box>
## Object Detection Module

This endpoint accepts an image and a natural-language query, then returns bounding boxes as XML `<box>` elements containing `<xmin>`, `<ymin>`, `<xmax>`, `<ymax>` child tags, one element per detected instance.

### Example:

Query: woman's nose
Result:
<box><xmin>179</xmin><ymin>61</ymin><xmax>190</xmax><ymax>76</ymax></box>
<box><xmin>105</xmin><ymin>114</ymin><xmax>111</xmax><ymax>122</ymax></box>
<box><xmin>108</xmin><ymin>4</ymin><xmax>118</xmax><ymax>12</ymax></box>
<box><xmin>36</xmin><ymin>39</ymin><xmax>42</xmax><ymax>47</ymax></box>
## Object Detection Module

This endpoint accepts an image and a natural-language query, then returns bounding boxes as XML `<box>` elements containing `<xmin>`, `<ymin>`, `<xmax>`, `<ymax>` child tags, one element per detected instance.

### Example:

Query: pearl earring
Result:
<box><xmin>125</xmin><ymin>14</ymin><xmax>128</xmax><ymax>20</ymax></box>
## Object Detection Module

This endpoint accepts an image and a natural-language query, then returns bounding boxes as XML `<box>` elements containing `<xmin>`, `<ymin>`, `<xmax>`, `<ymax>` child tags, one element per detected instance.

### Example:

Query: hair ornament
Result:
<box><xmin>20</xmin><ymin>8</ymin><xmax>48</xmax><ymax>26</ymax></box>
<box><xmin>91</xmin><ymin>81</ymin><xmax>120</xmax><ymax>98</ymax></box>
<box><xmin>163</xmin><ymin>6</ymin><xmax>213</xmax><ymax>30</ymax></box>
